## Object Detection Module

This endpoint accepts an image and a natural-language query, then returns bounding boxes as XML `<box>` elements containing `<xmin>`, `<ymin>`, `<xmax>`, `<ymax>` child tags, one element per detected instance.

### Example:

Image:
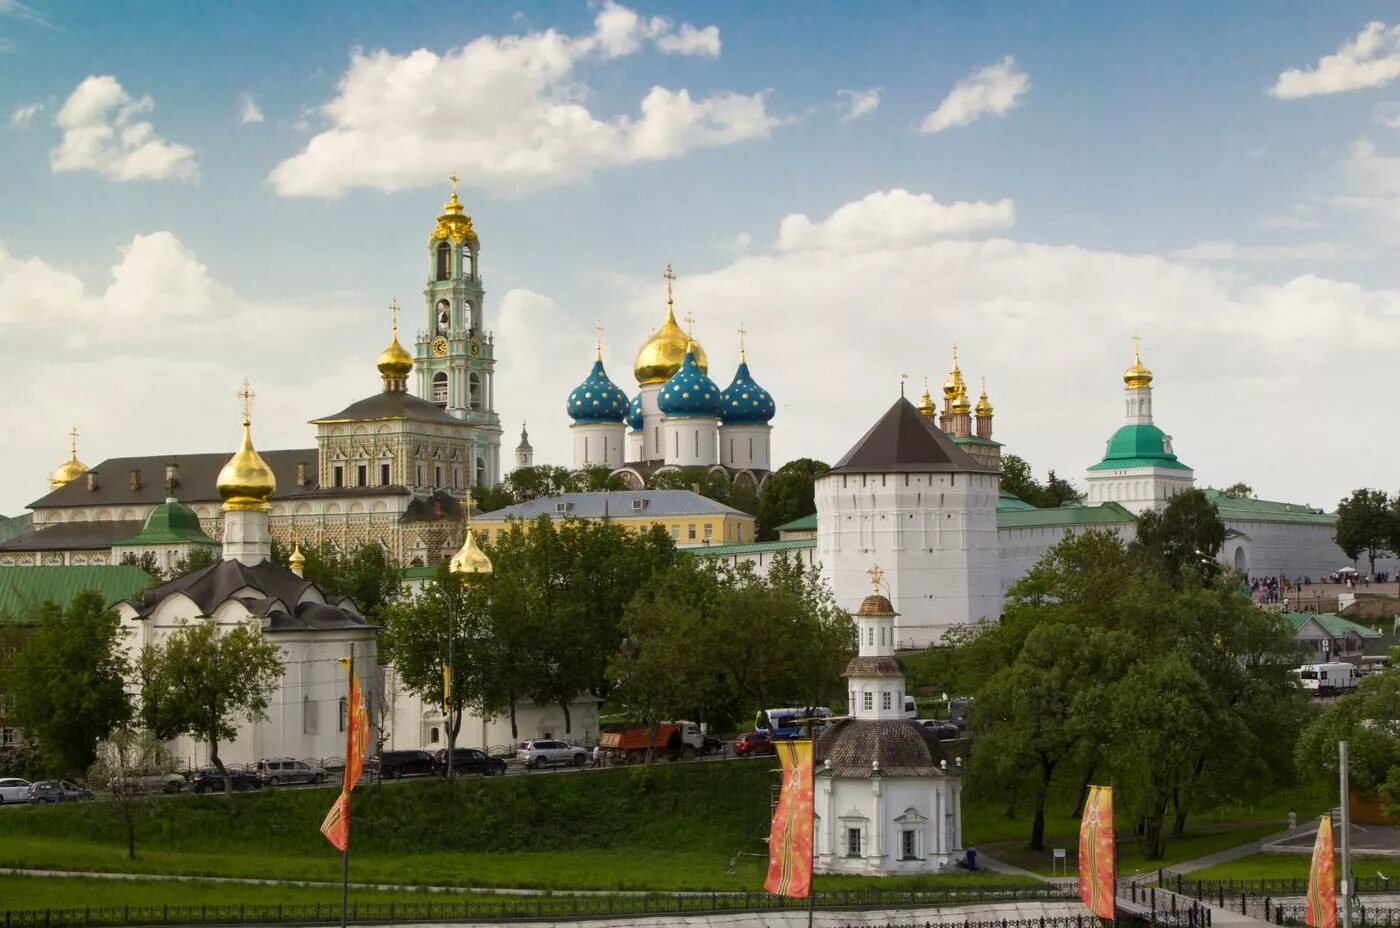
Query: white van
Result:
<box><xmin>1295</xmin><ymin>662</ymin><xmax>1360</xmax><ymax>696</ymax></box>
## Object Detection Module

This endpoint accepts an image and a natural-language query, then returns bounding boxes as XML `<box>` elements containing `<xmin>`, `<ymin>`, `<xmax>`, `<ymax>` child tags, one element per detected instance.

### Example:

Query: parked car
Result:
<box><xmin>378</xmin><ymin>750</ymin><xmax>438</xmax><ymax>779</ymax></box>
<box><xmin>917</xmin><ymin>719</ymin><xmax>960</xmax><ymax>740</ymax></box>
<box><xmin>29</xmin><ymin>780</ymin><xmax>93</xmax><ymax>803</ymax></box>
<box><xmin>0</xmin><ymin>777</ymin><xmax>32</xmax><ymax>804</ymax></box>
<box><xmin>733</xmin><ymin>730</ymin><xmax>776</xmax><ymax>757</ymax></box>
<box><xmin>191</xmin><ymin>768</ymin><xmax>263</xmax><ymax>793</ymax></box>
<box><xmin>110</xmin><ymin>771</ymin><xmax>186</xmax><ymax>794</ymax></box>
<box><xmin>435</xmin><ymin>747</ymin><xmax>507</xmax><ymax>777</ymax></box>
<box><xmin>515</xmin><ymin>739</ymin><xmax>587</xmax><ymax>769</ymax></box>
<box><xmin>256</xmin><ymin>758</ymin><xmax>327</xmax><ymax>786</ymax></box>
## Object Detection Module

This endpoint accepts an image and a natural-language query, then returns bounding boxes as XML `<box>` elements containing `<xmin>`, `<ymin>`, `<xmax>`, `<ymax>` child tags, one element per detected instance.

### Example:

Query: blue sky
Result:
<box><xmin>3</xmin><ymin>1</ymin><xmax>1399</xmax><ymax>514</ymax></box>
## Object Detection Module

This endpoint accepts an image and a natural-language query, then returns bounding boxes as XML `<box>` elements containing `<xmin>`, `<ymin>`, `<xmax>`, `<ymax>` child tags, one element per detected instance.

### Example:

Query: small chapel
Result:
<box><xmin>815</xmin><ymin>567</ymin><xmax>963</xmax><ymax>875</ymax></box>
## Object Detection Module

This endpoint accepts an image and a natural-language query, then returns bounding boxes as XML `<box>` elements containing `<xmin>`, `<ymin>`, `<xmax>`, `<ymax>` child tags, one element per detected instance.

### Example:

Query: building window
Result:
<box><xmin>703</xmin><ymin>524</ymin><xmax>713</xmax><ymax>542</ymax></box>
<box><xmin>338</xmin><ymin>697</ymin><xmax>348</xmax><ymax>733</ymax></box>
<box><xmin>436</xmin><ymin>299</ymin><xmax>450</xmax><ymax>334</ymax></box>
<box><xmin>436</xmin><ymin>243</ymin><xmax>451</xmax><ymax>281</ymax></box>
<box><xmin>901</xmin><ymin>829</ymin><xmax>918</xmax><ymax>860</ymax></box>
<box><xmin>469</xmin><ymin>372</ymin><xmax>483</xmax><ymax>411</ymax></box>
<box><xmin>749</xmin><ymin>437</ymin><xmax>754</xmax><ymax>463</ymax></box>
<box><xmin>356</xmin><ymin>464</ymin><xmax>367</xmax><ymax>487</ymax></box>
<box><xmin>694</xmin><ymin>430</ymin><xmax>699</xmax><ymax>456</ymax></box>
<box><xmin>380</xmin><ymin>463</ymin><xmax>391</xmax><ymax>486</ymax></box>
<box><xmin>879</xmin><ymin>627</ymin><xmax>886</xmax><ymax>647</ymax></box>
<box><xmin>429</xmin><ymin>727</ymin><xmax>440</xmax><ymax>744</ymax></box>
<box><xmin>476</xmin><ymin>457</ymin><xmax>486</xmax><ymax>486</ymax></box>
<box><xmin>846</xmin><ymin>828</ymin><xmax>862</xmax><ymax>858</ymax></box>
<box><xmin>432</xmin><ymin>372</ymin><xmax>449</xmax><ymax>407</ymax></box>
<box><xmin>670</xmin><ymin>525</ymin><xmax>680</xmax><ymax>540</ymax></box>
<box><xmin>862</xmin><ymin>691</ymin><xmax>873</xmax><ymax>711</ymax></box>
<box><xmin>881</xmin><ymin>692</ymin><xmax>892</xmax><ymax>712</ymax></box>
<box><xmin>416</xmin><ymin>464</ymin><xmax>425</xmax><ymax>486</ymax></box>
<box><xmin>688</xmin><ymin>524</ymin><xmax>697</xmax><ymax>540</ymax></box>
<box><xmin>434</xmin><ymin>465</ymin><xmax>442</xmax><ymax>488</ymax></box>
<box><xmin>333</xmin><ymin>465</ymin><xmax>344</xmax><ymax>488</ymax></box>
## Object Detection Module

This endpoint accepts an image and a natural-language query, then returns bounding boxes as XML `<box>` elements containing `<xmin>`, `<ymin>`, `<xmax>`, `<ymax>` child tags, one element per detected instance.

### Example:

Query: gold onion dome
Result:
<box><xmin>377</xmin><ymin>324</ymin><xmax>413</xmax><ymax>378</ymax></box>
<box><xmin>449</xmin><ymin>521</ymin><xmax>493</xmax><ymax>576</ymax></box>
<box><xmin>1124</xmin><ymin>346</ymin><xmax>1153</xmax><ymax>389</ymax></box>
<box><xmin>917</xmin><ymin>379</ymin><xmax>936</xmax><ymax>418</ymax></box>
<box><xmin>431</xmin><ymin>174</ymin><xmax>479</xmax><ymax>248</ymax></box>
<box><xmin>289</xmin><ymin>541</ymin><xmax>306</xmax><ymax>572</ymax></box>
<box><xmin>634</xmin><ymin>295</ymin><xmax>707</xmax><ymax>385</ymax></box>
<box><xmin>952</xmin><ymin>387</ymin><xmax>972</xmax><ymax>415</ymax></box>
<box><xmin>975</xmin><ymin>381</ymin><xmax>993</xmax><ymax>417</ymax></box>
<box><xmin>217</xmin><ymin>385</ymin><xmax>277</xmax><ymax>512</ymax></box>
<box><xmin>49</xmin><ymin>429</ymin><xmax>88</xmax><ymax>490</ymax></box>
<box><xmin>942</xmin><ymin>346</ymin><xmax>966</xmax><ymax>399</ymax></box>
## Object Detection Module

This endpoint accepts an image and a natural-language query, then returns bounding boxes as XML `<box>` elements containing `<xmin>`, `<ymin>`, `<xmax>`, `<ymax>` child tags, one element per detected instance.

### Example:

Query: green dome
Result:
<box><xmin>116</xmin><ymin>497</ymin><xmax>219</xmax><ymax>546</ymax></box>
<box><xmin>1087</xmin><ymin>423</ymin><xmax>1192</xmax><ymax>472</ymax></box>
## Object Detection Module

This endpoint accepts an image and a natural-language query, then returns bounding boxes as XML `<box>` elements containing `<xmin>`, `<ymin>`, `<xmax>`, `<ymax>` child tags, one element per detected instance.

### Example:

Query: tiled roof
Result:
<box><xmin>828</xmin><ymin>398</ymin><xmax>997</xmax><ymax>476</ymax></box>
<box><xmin>0</xmin><ymin>566</ymin><xmax>156</xmax><ymax>621</ymax></box>
<box><xmin>478</xmin><ymin>490</ymin><xmax>748</xmax><ymax>521</ymax></box>
<box><xmin>687</xmin><ymin>538</ymin><xmax>816</xmax><ymax>558</ymax></box>
<box><xmin>311</xmin><ymin>390</ymin><xmax>463</xmax><ymax>425</ymax></box>
<box><xmin>774</xmin><ymin>513</ymin><xmax>817</xmax><ymax>533</ymax></box>
<box><xmin>1282</xmin><ymin>612</ymin><xmax>1382</xmax><ymax>639</ymax></box>
<box><xmin>1204</xmin><ymin>491</ymin><xmax>1336</xmax><ymax>526</ymax></box>
<box><xmin>816</xmin><ymin>719</ymin><xmax>948</xmax><ymax>778</ymax></box>
<box><xmin>843</xmin><ymin>656</ymin><xmax>907</xmax><ymax>678</ymax></box>
<box><xmin>28</xmin><ymin>450</ymin><xmax>319</xmax><ymax>510</ymax></box>
<box><xmin>125</xmin><ymin>559</ymin><xmax>367</xmax><ymax>631</ymax></box>
<box><xmin>995</xmin><ymin>502</ymin><xmax>1137</xmax><ymax>529</ymax></box>
<box><xmin>0</xmin><ymin>520</ymin><xmax>146</xmax><ymax>552</ymax></box>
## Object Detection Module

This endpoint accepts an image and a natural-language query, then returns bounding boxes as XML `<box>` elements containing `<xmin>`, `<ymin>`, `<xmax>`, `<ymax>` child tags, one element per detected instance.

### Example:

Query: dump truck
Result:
<box><xmin>598</xmin><ymin>720</ymin><xmax>710</xmax><ymax>763</ymax></box>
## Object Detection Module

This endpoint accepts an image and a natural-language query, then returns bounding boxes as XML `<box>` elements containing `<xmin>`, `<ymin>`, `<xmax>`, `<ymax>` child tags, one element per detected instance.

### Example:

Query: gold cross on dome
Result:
<box><xmin>390</xmin><ymin>298</ymin><xmax>400</xmax><ymax>335</ymax></box>
<box><xmin>683</xmin><ymin>311</ymin><xmax>695</xmax><ymax>336</ymax></box>
<box><xmin>449</xmin><ymin>173</ymin><xmax>459</xmax><ymax>193</ymax></box>
<box><xmin>737</xmin><ymin>322</ymin><xmax>747</xmax><ymax>361</ymax></box>
<box><xmin>866</xmin><ymin>565</ymin><xmax>884</xmax><ymax>594</ymax></box>
<box><xmin>595</xmin><ymin>321</ymin><xmax>605</xmax><ymax>359</ymax></box>
<box><xmin>69</xmin><ymin>427</ymin><xmax>79</xmax><ymax>455</ymax></box>
<box><xmin>663</xmin><ymin>264</ymin><xmax>676</xmax><ymax>305</ymax></box>
<box><xmin>1132</xmin><ymin>329</ymin><xmax>1142</xmax><ymax>357</ymax></box>
<box><xmin>237</xmin><ymin>379</ymin><xmax>255</xmax><ymax>425</ymax></box>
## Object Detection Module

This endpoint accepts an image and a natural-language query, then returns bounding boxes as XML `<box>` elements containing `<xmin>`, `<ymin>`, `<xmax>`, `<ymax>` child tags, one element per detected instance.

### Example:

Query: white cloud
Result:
<box><xmin>920</xmin><ymin>56</ymin><xmax>1028</xmax><ymax>133</ymax></box>
<box><xmin>777</xmin><ymin>188</ymin><xmax>1015</xmax><ymax>252</ymax></box>
<box><xmin>50</xmin><ymin>76</ymin><xmax>198</xmax><ymax>182</ymax></box>
<box><xmin>0</xmin><ymin>0</ymin><xmax>51</xmax><ymax>27</ymax></box>
<box><xmin>9</xmin><ymin>100</ymin><xmax>40</xmax><ymax>125</ymax></box>
<box><xmin>1377</xmin><ymin>101</ymin><xmax>1400</xmax><ymax>128</ymax></box>
<box><xmin>1327</xmin><ymin>138</ymin><xmax>1400</xmax><ymax>241</ymax></box>
<box><xmin>239</xmin><ymin>92</ymin><xmax>264</xmax><ymax>124</ymax></box>
<box><xmin>1271</xmin><ymin>22</ymin><xmax>1400</xmax><ymax>99</ymax></box>
<box><xmin>656</xmin><ymin>23</ymin><xmax>720</xmax><ymax>57</ymax></box>
<box><xmin>268</xmin><ymin>2</ymin><xmax>773</xmax><ymax>197</ymax></box>
<box><xmin>1171</xmin><ymin>240</ymin><xmax>1341</xmax><ymax>264</ymax></box>
<box><xmin>837</xmin><ymin>87</ymin><xmax>882</xmax><ymax>122</ymax></box>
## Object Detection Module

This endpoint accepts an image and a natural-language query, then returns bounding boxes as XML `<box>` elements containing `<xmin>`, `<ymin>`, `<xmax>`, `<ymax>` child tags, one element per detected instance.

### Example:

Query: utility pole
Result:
<box><xmin>1340</xmin><ymin>740</ymin><xmax>1353</xmax><ymax>928</ymax></box>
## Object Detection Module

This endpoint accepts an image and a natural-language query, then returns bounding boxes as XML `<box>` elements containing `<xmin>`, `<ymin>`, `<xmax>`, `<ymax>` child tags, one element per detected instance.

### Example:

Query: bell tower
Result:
<box><xmin>415</xmin><ymin>176</ymin><xmax>502</xmax><ymax>487</ymax></box>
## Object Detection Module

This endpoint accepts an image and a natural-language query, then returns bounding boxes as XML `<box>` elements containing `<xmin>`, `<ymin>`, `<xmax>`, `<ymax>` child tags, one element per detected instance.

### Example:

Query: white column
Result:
<box><xmin>221</xmin><ymin>507</ymin><xmax>271</xmax><ymax>565</ymax></box>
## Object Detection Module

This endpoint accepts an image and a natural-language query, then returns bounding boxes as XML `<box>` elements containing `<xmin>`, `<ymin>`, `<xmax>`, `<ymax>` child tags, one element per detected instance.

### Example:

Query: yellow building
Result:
<box><xmin>472</xmin><ymin>490</ymin><xmax>756</xmax><ymax>547</ymax></box>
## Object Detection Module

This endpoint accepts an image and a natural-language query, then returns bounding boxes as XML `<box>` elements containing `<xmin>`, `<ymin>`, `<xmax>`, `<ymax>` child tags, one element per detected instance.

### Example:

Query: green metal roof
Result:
<box><xmin>1203</xmin><ymin>490</ymin><xmax>1336</xmax><ymax>526</ymax></box>
<box><xmin>687</xmin><ymin>538</ymin><xmax>817</xmax><ymax>558</ymax></box>
<box><xmin>997</xmin><ymin>491</ymin><xmax>1037</xmax><ymax>512</ymax></box>
<box><xmin>113</xmin><ymin>498</ymin><xmax>218</xmax><ymax>547</ymax></box>
<box><xmin>0</xmin><ymin>513</ymin><xmax>34</xmax><ymax>544</ymax></box>
<box><xmin>952</xmin><ymin>434</ymin><xmax>1004</xmax><ymax>448</ymax></box>
<box><xmin>774</xmin><ymin>513</ymin><xmax>817</xmax><ymax>533</ymax></box>
<box><xmin>1281</xmin><ymin>612</ymin><xmax>1382</xmax><ymax>640</ymax></box>
<box><xmin>996</xmin><ymin>502</ymin><xmax>1138</xmax><ymax>529</ymax></box>
<box><xmin>400</xmin><ymin>565</ymin><xmax>441</xmax><ymax>579</ymax></box>
<box><xmin>1087</xmin><ymin>423</ymin><xmax>1192</xmax><ymax>472</ymax></box>
<box><xmin>0</xmin><ymin>566</ymin><xmax>156</xmax><ymax>622</ymax></box>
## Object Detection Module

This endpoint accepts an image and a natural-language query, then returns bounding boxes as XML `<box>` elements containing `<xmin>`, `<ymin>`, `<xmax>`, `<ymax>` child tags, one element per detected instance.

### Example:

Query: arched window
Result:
<box><xmin>475</xmin><ymin>456</ymin><xmax>487</xmax><ymax>487</ymax></box>
<box><xmin>436</xmin><ymin>299</ymin><xmax>450</xmax><ymax>334</ymax></box>
<box><xmin>435</xmin><ymin>243</ymin><xmax>451</xmax><ymax>281</ymax></box>
<box><xmin>465</xmin><ymin>246</ymin><xmax>477</xmax><ymax>280</ymax></box>
<box><xmin>338</xmin><ymin>698</ymin><xmax>348</xmax><ymax>733</ymax></box>
<box><xmin>431</xmin><ymin>372</ymin><xmax>448</xmax><ymax>407</ymax></box>
<box><xmin>429</xmin><ymin>727</ymin><xmax>440</xmax><ymax>744</ymax></box>
<box><xmin>469</xmin><ymin>372</ymin><xmax>482</xmax><ymax>410</ymax></box>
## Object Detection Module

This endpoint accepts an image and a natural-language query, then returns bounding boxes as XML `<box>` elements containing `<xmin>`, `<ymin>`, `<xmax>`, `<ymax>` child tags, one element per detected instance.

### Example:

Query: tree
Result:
<box><xmin>504</xmin><ymin>465</ymin><xmax>576</xmax><ymax>502</ymax></box>
<box><xmin>755</xmin><ymin>458</ymin><xmax>829</xmax><ymax>540</ymax></box>
<box><xmin>573</xmin><ymin>465</ymin><xmax>626</xmax><ymax>492</ymax></box>
<box><xmin>120</xmin><ymin>551</ymin><xmax>165</xmax><ymax>579</ymax></box>
<box><xmin>171</xmin><ymin>546</ymin><xmax>219</xmax><ymax>578</ymax></box>
<box><xmin>1130</xmin><ymin>489</ymin><xmax>1226</xmax><ymax>580</ymax></box>
<box><xmin>1221</xmin><ymin>483</ymin><xmax>1254</xmax><ymax>499</ymax></box>
<box><xmin>999</xmin><ymin>454</ymin><xmax>1081</xmax><ymax>509</ymax></box>
<box><xmin>645</xmin><ymin>467</ymin><xmax>733</xmax><ymax>504</ymax></box>
<box><xmin>1335</xmin><ymin>488</ymin><xmax>1394</xmax><ymax>576</ymax></box>
<box><xmin>1041</xmin><ymin>471</ymin><xmax>1081</xmax><ymax>508</ymax></box>
<box><xmin>473</xmin><ymin>481</ymin><xmax>518</xmax><ymax>514</ymax></box>
<box><xmin>1297</xmin><ymin>651</ymin><xmax>1400</xmax><ymax>798</ymax></box>
<box><xmin>88</xmin><ymin>726</ymin><xmax>173</xmax><ymax>860</ymax></box>
<box><xmin>138</xmin><ymin>620</ymin><xmax>283</xmax><ymax>795</ymax></box>
<box><xmin>284</xmin><ymin>540</ymin><xmax>402</xmax><ymax>620</ymax></box>
<box><xmin>6</xmin><ymin>591</ymin><xmax>131</xmax><ymax>777</ymax></box>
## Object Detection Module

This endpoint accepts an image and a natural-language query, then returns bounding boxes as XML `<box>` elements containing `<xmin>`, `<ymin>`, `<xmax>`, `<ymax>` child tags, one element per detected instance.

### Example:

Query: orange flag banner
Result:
<box><xmin>765</xmin><ymin>739</ymin><xmax>814</xmax><ymax>899</ymax></box>
<box><xmin>1306</xmin><ymin>816</ymin><xmax>1338</xmax><ymax>928</ymax></box>
<box><xmin>320</xmin><ymin>658</ymin><xmax>369</xmax><ymax>851</ymax></box>
<box><xmin>1078</xmin><ymin>785</ymin><xmax>1115</xmax><ymax>919</ymax></box>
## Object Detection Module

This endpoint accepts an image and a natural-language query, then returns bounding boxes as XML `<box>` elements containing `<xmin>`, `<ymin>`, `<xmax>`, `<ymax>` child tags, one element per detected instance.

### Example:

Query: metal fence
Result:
<box><xmin>843</xmin><ymin>915</ymin><xmax>1208</xmax><ymax>928</ymax></box>
<box><xmin>1158</xmin><ymin>871</ymin><xmax>1396</xmax><ymax>901</ymax></box>
<box><xmin>1242</xmin><ymin>903</ymin><xmax>1400</xmax><ymax>926</ymax></box>
<box><xmin>0</xmin><ymin>885</ymin><xmax>1078</xmax><ymax>928</ymax></box>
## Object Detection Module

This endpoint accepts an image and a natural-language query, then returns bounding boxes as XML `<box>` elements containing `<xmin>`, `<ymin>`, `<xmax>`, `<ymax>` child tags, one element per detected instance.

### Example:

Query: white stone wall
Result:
<box><xmin>571</xmin><ymin>422</ymin><xmax>626</xmax><ymax>470</ymax></box>
<box><xmin>1224</xmin><ymin>519</ymin><xmax>1398</xmax><ymax>578</ymax></box>
<box><xmin>659</xmin><ymin>417</ymin><xmax>719</xmax><ymax>467</ymax></box>
<box><xmin>639</xmin><ymin>384</ymin><xmax>664</xmax><ymax>461</ymax></box>
<box><xmin>719</xmin><ymin>425</ymin><xmax>771</xmax><ymax>471</ymax></box>
<box><xmin>1083</xmin><ymin>467</ymin><xmax>1195</xmax><ymax>515</ymax></box>
<box><xmin>815</xmin><ymin>773</ymin><xmax>963</xmax><ymax>875</ymax></box>
<box><xmin>816</xmin><ymin>470</ymin><xmax>1001</xmax><ymax>648</ymax></box>
<box><xmin>997</xmin><ymin>521</ymin><xmax>1138</xmax><ymax>591</ymax></box>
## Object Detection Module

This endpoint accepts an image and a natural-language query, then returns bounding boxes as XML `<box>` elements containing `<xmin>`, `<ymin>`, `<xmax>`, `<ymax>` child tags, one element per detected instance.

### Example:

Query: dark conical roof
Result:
<box><xmin>829</xmin><ymin>397</ymin><xmax>997</xmax><ymax>475</ymax></box>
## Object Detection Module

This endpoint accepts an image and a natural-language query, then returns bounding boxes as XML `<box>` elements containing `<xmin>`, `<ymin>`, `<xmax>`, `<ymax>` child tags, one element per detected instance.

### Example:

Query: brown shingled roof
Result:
<box><xmin>816</xmin><ymin>718</ymin><xmax>949</xmax><ymax>778</ymax></box>
<box><xmin>842</xmin><ymin>655</ymin><xmax>908</xmax><ymax>678</ymax></box>
<box><xmin>828</xmin><ymin>397</ymin><xmax>996</xmax><ymax>476</ymax></box>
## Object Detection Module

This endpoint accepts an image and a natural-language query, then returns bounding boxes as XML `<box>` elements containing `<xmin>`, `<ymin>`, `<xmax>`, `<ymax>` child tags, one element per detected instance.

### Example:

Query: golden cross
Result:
<box><xmin>69</xmin><ymin>426</ymin><xmax>79</xmax><ymax>456</ymax></box>
<box><xmin>951</xmin><ymin>343</ymin><xmax>959</xmax><ymax>367</ymax></box>
<box><xmin>866</xmin><ymin>565</ymin><xmax>884</xmax><ymax>594</ymax></box>
<box><xmin>1132</xmin><ymin>329</ymin><xmax>1142</xmax><ymax>358</ymax></box>
<box><xmin>683</xmin><ymin>311</ymin><xmax>695</xmax><ymax>336</ymax></box>
<box><xmin>449</xmin><ymin>173</ymin><xmax>459</xmax><ymax>194</ymax></box>
<box><xmin>663</xmin><ymin>264</ymin><xmax>676</xmax><ymax>304</ymax></box>
<box><xmin>594</xmin><ymin>320</ymin><xmax>605</xmax><ymax>359</ymax></box>
<box><xmin>737</xmin><ymin>322</ymin><xmax>747</xmax><ymax>359</ymax></box>
<box><xmin>237</xmin><ymin>379</ymin><xmax>255</xmax><ymax>425</ymax></box>
<box><xmin>390</xmin><ymin>298</ymin><xmax>400</xmax><ymax>336</ymax></box>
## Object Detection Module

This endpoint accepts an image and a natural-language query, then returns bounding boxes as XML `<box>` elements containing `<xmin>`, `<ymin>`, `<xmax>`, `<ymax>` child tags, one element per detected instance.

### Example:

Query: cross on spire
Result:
<box><xmin>237</xmin><ymin>379</ymin><xmax>255</xmax><ymax>426</ymax></box>
<box><xmin>595</xmin><ymin>320</ymin><xmax>605</xmax><ymax>360</ymax></box>
<box><xmin>663</xmin><ymin>264</ymin><xmax>676</xmax><ymax>305</ymax></box>
<box><xmin>1132</xmin><ymin>329</ymin><xmax>1142</xmax><ymax>358</ymax></box>
<box><xmin>738</xmin><ymin>322</ymin><xmax>747</xmax><ymax>361</ymax></box>
<box><xmin>68</xmin><ymin>427</ymin><xmax>79</xmax><ymax>456</ymax></box>
<box><xmin>867</xmin><ymin>564</ymin><xmax>884</xmax><ymax>594</ymax></box>
<box><xmin>390</xmin><ymin>298</ymin><xmax>400</xmax><ymax>336</ymax></box>
<box><xmin>683</xmin><ymin>311</ymin><xmax>695</xmax><ymax>336</ymax></box>
<box><xmin>449</xmin><ymin>173</ymin><xmax>459</xmax><ymax>194</ymax></box>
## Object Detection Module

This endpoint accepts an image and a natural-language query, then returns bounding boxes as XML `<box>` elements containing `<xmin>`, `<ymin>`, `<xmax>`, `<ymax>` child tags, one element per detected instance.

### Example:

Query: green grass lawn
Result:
<box><xmin>1188</xmin><ymin>854</ymin><xmax>1400</xmax><ymax>882</ymax></box>
<box><xmin>0</xmin><ymin>874</ymin><xmax>464</xmax><ymax>909</ymax></box>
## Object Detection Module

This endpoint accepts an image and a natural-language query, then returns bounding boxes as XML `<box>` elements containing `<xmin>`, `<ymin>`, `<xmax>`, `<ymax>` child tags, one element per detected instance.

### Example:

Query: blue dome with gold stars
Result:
<box><xmin>720</xmin><ymin>360</ymin><xmax>776</xmax><ymax>424</ymax></box>
<box><xmin>567</xmin><ymin>359</ymin><xmax>628</xmax><ymax>423</ymax></box>
<box><xmin>657</xmin><ymin>346</ymin><xmax>722</xmax><ymax>418</ymax></box>
<box><xmin>627</xmin><ymin>393</ymin><xmax>643</xmax><ymax>431</ymax></box>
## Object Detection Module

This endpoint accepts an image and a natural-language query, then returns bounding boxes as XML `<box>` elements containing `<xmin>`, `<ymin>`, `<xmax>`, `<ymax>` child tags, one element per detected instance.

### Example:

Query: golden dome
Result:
<box><xmin>449</xmin><ymin>525</ymin><xmax>493</xmax><ymax>576</ymax></box>
<box><xmin>916</xmin><ymin>378</ymin><xmax>936</xmax><ymax>419</ymax></box>
<box><xmin>633</xmin><ymin>273</ymin><xmax>708</xmax><ymax>385</ymax></box>
<box><xmin>975</xmin><ymin>380</ymin><xmax>993</xmax><ymax>417</ymax></box>
<box><xmin>951</xmin><ymin>386</ymin><xmax>972</xmax><ymax>415</ymax></box>
<box><xmin>217</xmin><ymin>384</ymin><xmax>276</xmax><ymax>512</ymax></box>
<box><xmin>942</xmin><ymin>346</ymin><xmax>966</xmax><ymax>399</ymax></box>
<box><xmin>49</xmin><ymin>428</ymin><xmax>88</xmax><ymax>491</ymax></box>
<box><xmin>430</xmin><ymin>174</ymin><xmax>479</xmax><ymax>248</ymax></box>
<box><xmin>289</xmin><ymin>540</ymin><xmax>306</xmax><ymax>572</ymax></box>
<box><xmin>377</xmin><ymin>312</ymin><xmax>414</xmax><ymax>380</ymax></box>
<box><xmin>1124</xmin><ymin>336</ymin><xmax>1153</xmax><ymax>389</ymax></box>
